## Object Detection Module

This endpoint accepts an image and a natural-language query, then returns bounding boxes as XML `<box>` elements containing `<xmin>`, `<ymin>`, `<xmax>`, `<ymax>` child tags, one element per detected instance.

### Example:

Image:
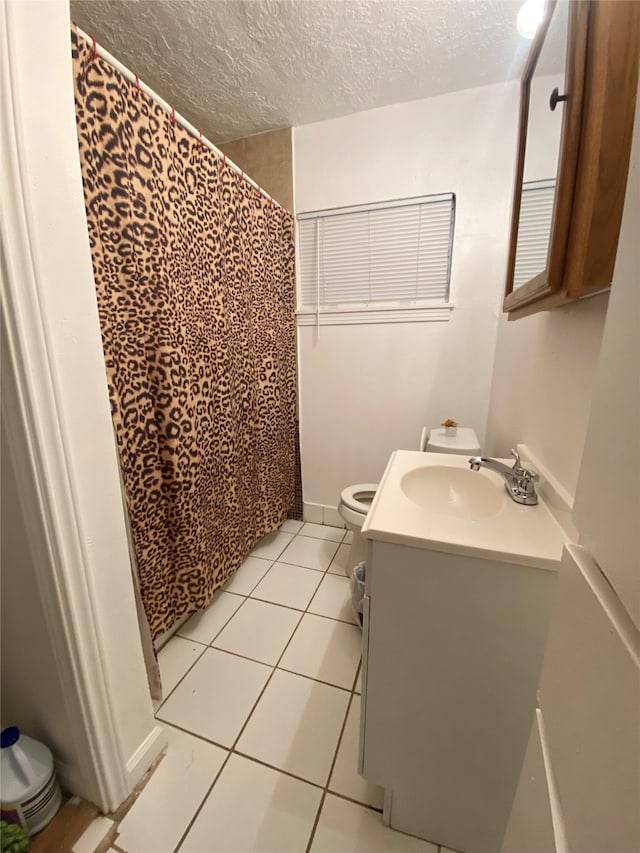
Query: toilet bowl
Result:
<box><xmin>338</xmin><ymin>426</ymin><xmax>481</xmax><ymax>577</ymax></box>
<box><xmin>337</xmin><ymin>484</ymin><xmax>378</xmax><ymax>577</ymax></box>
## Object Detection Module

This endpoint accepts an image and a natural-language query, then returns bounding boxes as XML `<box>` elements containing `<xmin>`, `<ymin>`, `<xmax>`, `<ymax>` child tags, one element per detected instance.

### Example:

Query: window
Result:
<box><xmin>512</xmin><ymin>179</ymin><xmax>556</xmax><ymax>290</ymax></box>
<box><xmin>296</xmin><ymin>193</ymin><xmax>455</xmax><ymax>325</ymax></box>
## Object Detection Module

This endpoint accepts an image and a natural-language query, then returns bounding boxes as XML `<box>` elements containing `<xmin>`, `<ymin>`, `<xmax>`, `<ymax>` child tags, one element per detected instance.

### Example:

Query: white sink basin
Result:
<box><xmin>361</xmin><ymin>450</ymin><xmax>567</xmax><ymax>569</ymax></box>
<box><xmin>400</xmin><ymin>465</ymin><xmax>505</xmax><ymax>520</ymax></box>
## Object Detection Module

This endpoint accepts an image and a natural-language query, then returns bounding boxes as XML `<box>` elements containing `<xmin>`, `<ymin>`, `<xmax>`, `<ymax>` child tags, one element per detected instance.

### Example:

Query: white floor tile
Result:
<box><xmin>250</xmin><ymin>561</ymin><xmax>323</xmax><ymax>610</ymax></box>
<box><xmin>300</xmin><ymin>522</ymin><xmax>345</xmax><ymax>542</ymax></box>
<box><xmin>280</xmin><ymin>614</ymin><xmax>362</xmax><ymax>689</ymax></box>
<box><xmin>311</xmin><ymin>794</ymin><xmax>438</xmax><ymax>852</ymax></box>
<box><xmin>212</xmin><ymin>599</ymin><xmax>301</xmax><ymax>665</ymax></box>
<box><xmin>115</xmin><ymin>725</ymin><xmax>226</xmax><ymax>853</ymax></box>
<box><xmin>309</xmin><ymin>574</ymin><xmax>358</xmax><ymax>624</ymax></box>
<box><xmin>327</xmin><ymin>543</ymin><xmax>353</xmax><ymax>576</ymax></box>
<box><xmin>344</xmin><ymin>531</ymin><xmax>354</xmax><ymax>544</ymax></box>
<box><xmin>251</xmin><ymin>530</ymin><xmax>294</xmax><ymax>560</ymax></box>
<box><xmin>72</xmin><ymin>816</ymin><xmax>114</xmax><ymax>853</ymax></box>
<box><xmin>237</xmin><ymin>669</ymin><xmax>350</xmax><ymax>785</ymax></box>
<box><xmin>180</xmin><ymin>754</ymin><xmax>321</xmax><ymax>853</ymax></box>
<box><xmin>355</xmin><ymin>665</ymin><xmax>362</xmax><ymax>694</ymax></box>
<box><xmin>157</xmin><ymin>636</ymin><xmax>205</xmax><ymax>698</ymax></box>
<box><xmin>330</xmin><ymin>695</ymin><xmax>383</xmax><ymax>809</ymax></box>
<box><xmin>157</xmin><ymin>648</ymin><xmax>270</xmax><ymax>746</ymax></box>
<box><xmin>280</xmin><ymin>519</ymin><xmax>304</xmax><ymax>533</ymax></box>
<box><xmin>223</xmin><ymin>555</ymin><xmax>272</xmax><ymax>595</ymax></box>
<box><xmin>279</xmin><ymin>536</ymin><xmax>340</xmax><ymax>572</ymax></box>
<box><xmin>177</xmin><ymin>591</ymin><xmax>244</xmax><ymax>645</ymax></box>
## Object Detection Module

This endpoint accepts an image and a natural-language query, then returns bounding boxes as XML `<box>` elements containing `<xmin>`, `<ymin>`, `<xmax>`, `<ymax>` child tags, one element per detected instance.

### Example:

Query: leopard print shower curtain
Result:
<box><xmin>72</xmin><ymin>32</ymin><xmax>301</xmax><ymax>639</ymax></box>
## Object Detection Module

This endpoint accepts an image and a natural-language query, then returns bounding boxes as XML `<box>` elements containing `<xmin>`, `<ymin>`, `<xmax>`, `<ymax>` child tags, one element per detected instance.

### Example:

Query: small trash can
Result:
<box><xmin>350</xmin><ymin>561</ymin><xmax>366</xmax><ymax>626</ymax></box>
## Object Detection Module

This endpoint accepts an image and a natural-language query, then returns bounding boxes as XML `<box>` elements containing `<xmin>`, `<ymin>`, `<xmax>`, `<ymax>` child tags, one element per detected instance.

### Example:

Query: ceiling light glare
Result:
<box><xmin>517</xmin><ymin>0</ymin><xmax>545</xmax><ymax>39</ymax></box>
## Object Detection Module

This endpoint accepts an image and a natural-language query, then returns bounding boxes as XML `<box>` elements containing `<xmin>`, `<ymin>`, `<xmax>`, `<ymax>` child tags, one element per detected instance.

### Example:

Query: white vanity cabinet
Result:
<box><xmin>358</xmin><ymin>539</ymin><xmax>557</xmax><ymax>853</ymax></box>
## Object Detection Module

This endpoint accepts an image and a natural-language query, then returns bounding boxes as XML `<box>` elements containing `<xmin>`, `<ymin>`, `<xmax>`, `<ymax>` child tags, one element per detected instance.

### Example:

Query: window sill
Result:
<box><xmin>295</xmin><ymin>303</ymin><xmax>454</xmax><ymax>326</ymax></box>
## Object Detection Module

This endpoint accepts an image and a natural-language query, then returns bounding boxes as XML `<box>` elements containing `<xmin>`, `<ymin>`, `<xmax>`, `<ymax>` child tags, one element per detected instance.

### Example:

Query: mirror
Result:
<box><xmin>512</xmin><ymin>1</ymin><xmax>569</xmax><ymax>290</ymax></box>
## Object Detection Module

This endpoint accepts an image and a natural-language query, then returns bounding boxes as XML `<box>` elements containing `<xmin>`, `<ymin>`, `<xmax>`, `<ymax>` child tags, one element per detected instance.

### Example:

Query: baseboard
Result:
<box><xmin>303</xmin><ymin>502</ymin><xmax>346</xmax><ymax>529</ymax></box>
<box><xmin>125</xmin><ymin>724</ymin><xmax>167</xmax><ymax>790</ymax></box>
<box><xmin>54</xmin><ymin>759</ymin><xmax>86</xmax><ymax>801</ymax></box>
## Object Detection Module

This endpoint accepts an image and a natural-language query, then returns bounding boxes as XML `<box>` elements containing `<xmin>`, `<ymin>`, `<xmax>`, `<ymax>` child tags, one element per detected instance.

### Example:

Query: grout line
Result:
<box><xmin>171</xmin><ymin>746</ymin><xmax>232</xmax><ymax>853</ymax></box>
<box><xmin>205</xmin><ymin>644</ymin><xmax>292</xmax><ymax>670</ymax></box>
<box><xmin>160</xmin><ymin>527</ymin><xmax>358</xmax><ymax>708</ymax></box>
<box><xmin>232</xmin><ymin>751</ymin><xmax>325</xmax><ymax>789</ymax></box>
<box><xmin>162</xmin><ymin>573</ymin><xmax>357</xmax><ymax>710</ymax></box>
<box><xmin>153</xmin><ymin>719</ymin><xmax>230</xmax><ymax>752</ymax></box>
<box><xmin>156</xmin><ymin>594</ymin><xmax>250</xmax><ymax>713</ymax></box>
<box><xmin>244</xmin><ymin>591</ymin><xmax>358</xmax><ymax>627</ymax></box>
<box><xmin>152</xmin><ymin>720</ymin><xmax>382</xmax><ymax>814</ymax></box>
<box><xmin>351</xmin><ymin>658</ymin><xmax>362</xmax><ymax>693</ymax></box>
<box><xmin>227</xmin><ymin>592</ymin><xmax>306</xmax><ymax>613</ymax></box>
<box><xmin>304</xmin><ymin>609</ymin><xmax>359</xmax><ymax>628</ymax></box>
<box><xmin>305</xmin><ymin>692</ymin><xmax>356</xmax><ymax>853</ymax></box>
<box><xmin>275</xmin><ymin>666</ymin><xmax>354</xmax><ymax>693</ymax></box>
<box><xmin>294</xmin><ymin>532</ymin><xmax>346</xmax><ymax>544</ymax></box>
<box><xmin>239</xmin><ymin>558</ymin><xmax>275</xmax><ymax>595</ymax></box>
<box><xmin>172</xmin><ymin>635</ymin><xmax>208</xmax><ymax>649</ymax></box>
<box><xmin>172</xmin><ymin>612</ymin><xmax>307</xmax><ymax>850</ymax></box>
<box><xmin>108</xmin><ymin>524</ymin><xmax>352</xmax><ymax>851</ymax></box>
<box><xmin>324</xmin><ymin>789</ymin><xmax>384</xmax><ymax>814</ymax></box>
<box><xmin>149</xmin><ymin>523</ymin><xmax>358</xmax><ymax>852</ymax></box>
<box><xmin>154</xmin><ymin>641</ymin><xmax>209</xmax><ymax>715</ymax></box>
<box><xmin>172</xmin><ymin>524</ymin><xmax>357</xmax><ymax>852</ymax></box>
<box><xmin>276</xmin><ymin>558</ymin><xmax>331</xmax><ymax>572</ymax></box>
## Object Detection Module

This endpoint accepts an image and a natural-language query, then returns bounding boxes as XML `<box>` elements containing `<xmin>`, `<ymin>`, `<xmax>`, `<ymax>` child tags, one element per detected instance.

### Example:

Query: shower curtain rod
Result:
<box><xmin>75</xmin><ymin>26</ymin><xmax>287</xmax><ymax>211</ymax></box>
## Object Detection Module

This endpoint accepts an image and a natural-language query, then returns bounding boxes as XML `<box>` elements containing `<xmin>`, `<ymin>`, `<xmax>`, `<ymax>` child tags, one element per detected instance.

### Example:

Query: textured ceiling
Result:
<box><xmin>70</xmin><ymin>0</ymin><xmax>542</xmax><ymax>144</ymax></box>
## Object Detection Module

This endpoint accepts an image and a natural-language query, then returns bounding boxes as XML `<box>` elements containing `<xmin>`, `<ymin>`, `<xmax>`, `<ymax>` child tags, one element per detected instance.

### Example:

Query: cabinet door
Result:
<box><xmin>571</xmin><ymin>100</ymin><xmax>640</xmax><ymax>628</ymax></box>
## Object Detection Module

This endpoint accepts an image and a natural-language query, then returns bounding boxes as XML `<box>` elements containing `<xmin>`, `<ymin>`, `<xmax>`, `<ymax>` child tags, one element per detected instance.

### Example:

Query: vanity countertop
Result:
<box><xmin>361</xmin><ymin>450</ymin><xmax>568</xmax><ymax>570</ymax></box>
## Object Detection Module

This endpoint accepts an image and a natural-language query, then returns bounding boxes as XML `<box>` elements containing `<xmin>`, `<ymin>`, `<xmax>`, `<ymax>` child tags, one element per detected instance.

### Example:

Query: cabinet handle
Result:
<box><xmin>549</xmin><ymin>87</ymin><xmax>569</xmax><ymax>111</ymax></box>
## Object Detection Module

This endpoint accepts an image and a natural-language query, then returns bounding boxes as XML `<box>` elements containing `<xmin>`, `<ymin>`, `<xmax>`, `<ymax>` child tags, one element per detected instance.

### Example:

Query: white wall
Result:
<box><xmin>486</xmin><ymin>90</ymin><xmax>639</xmax><ymax>620</ymax></box>
<box><xmin>572</xmin><ymin>94</ymin><xmax>640</xmax><ymax>627</ymax></box>
<box><xmin>294</xmin><ymin>82</ymin><xmax>519</xmax><ymax>507</ymax></box>
<box><xmin>484</xmin><ymin>68</ymin><xmax>610</xmax><ymax>499</ymax></box>
<box><xmin>0</xmin><ymin>429</ymin><xmax>79</xmax><ymax>777</ymax></box>
<box><xmin>2</xmin><ymin>0</ymin><xmax>163</xmax><ymax>806</ymax></box>
<box><xmin>485</xmin><ymin>295</ymin><xmax>608</xmax><ymax>496</ymax></box>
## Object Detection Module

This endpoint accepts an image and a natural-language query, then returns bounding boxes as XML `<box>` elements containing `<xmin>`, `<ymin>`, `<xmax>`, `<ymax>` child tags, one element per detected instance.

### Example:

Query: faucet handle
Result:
<box><xmin>511</xmin><ymin>449</ymin><xmax>540</xmax><ymax>482</ymax></box>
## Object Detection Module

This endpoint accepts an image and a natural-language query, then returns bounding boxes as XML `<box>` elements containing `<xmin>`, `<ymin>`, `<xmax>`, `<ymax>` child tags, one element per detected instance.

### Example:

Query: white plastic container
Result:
<box><xmin>0</xmin><ymin>727</ymin><xmax>62</xmax><ymax>835</ymax></box>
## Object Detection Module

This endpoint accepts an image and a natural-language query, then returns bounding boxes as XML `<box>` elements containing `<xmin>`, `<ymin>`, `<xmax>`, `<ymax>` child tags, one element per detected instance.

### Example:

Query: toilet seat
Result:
<box><xmin>340</xmin><ymin>483</ymin><xmax>378</xmax><ymax>515</ymax></box>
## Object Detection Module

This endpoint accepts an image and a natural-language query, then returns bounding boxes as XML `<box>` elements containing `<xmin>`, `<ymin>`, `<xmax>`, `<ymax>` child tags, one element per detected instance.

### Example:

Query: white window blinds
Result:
<box><xmin>297</xmin><ymin>194</ymin><xmax>455</xmax><ymax>313</ymax></box>
<box><xmin>513</xmin><ymin>179</ymin><xmax>556</xmax><ymax>290</ymax></box>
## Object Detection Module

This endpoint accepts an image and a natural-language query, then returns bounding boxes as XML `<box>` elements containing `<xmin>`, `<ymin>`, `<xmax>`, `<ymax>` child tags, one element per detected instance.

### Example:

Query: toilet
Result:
<box><xmin>337</xmin><ymin>483</ymin><xmax>378</xmax><ymax>576</ymax></box>
<box><xmin>337</xmin><ymin>426</ymin><xmax>481</xmax><ymax>577</ymax></box>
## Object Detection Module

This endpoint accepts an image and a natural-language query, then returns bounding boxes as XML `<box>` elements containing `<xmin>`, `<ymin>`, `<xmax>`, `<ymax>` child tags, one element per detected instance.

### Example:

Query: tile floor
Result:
<box><xmin>103</xmin><ymin>522</ymin><xmax>442</xmax><ymax>853</ymax></box>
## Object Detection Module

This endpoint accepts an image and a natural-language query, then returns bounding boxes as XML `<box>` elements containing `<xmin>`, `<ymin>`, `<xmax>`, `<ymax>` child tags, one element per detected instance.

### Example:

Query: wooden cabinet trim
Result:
<box><xmin>504</xmin><ymin>0</ymin><xmax>640</xmax><ymax>319</ymax></box>
<box><xmin>563</xmin><ymin>0</ymin><xmax>640</xmax><ymax>299</ymax></box>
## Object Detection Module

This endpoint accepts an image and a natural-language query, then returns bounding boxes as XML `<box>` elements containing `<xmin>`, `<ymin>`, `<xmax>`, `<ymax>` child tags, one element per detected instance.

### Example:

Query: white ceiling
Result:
<box><xmin>70</xmin><ymin>0</ymin><xmax>536</xmax><ymax>144</ymax></box>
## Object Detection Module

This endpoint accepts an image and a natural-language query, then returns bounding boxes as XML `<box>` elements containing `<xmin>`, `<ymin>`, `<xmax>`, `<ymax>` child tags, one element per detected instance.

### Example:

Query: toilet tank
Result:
<box><xmin>426</xmin><ymin>426</ymin><xmax>480</xmax><ymax>456</ymax></box>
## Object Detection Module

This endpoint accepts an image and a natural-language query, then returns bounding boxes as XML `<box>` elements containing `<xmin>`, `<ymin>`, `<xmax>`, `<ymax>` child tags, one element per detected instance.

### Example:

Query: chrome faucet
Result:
<box><xmin>468</xmin><ymin>449</ymin><xmax>539</xmax><ymax>506</ymax></box>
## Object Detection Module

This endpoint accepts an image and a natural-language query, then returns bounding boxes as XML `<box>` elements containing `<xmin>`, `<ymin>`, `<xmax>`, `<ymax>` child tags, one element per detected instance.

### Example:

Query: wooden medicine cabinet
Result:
<box><xmin>504</xmin><ymin>0</ymin><xmax>639</xmax><ymax>319</ymax></box>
